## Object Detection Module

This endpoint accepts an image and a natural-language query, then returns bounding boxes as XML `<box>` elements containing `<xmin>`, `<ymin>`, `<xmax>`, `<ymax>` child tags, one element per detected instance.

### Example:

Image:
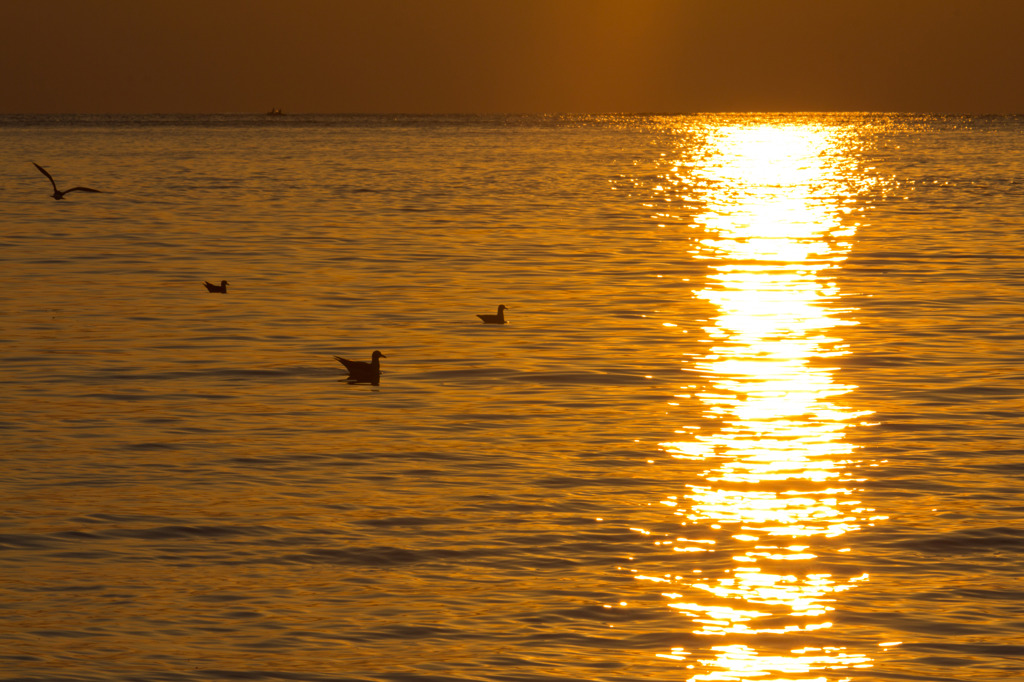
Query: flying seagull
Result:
<box><xmin>477</xmin><ymin>304</ymin><xmax>508</xmax><ymax>324</ymax></box>
<box><xmin>204</xmin><ymin>280</ymin><xmax>229</xmax><ymax>293</ymax></box>
<box><xmin>334</xmin><ymin>350</ymin><xmax>386</xmax><ymax>384</ymax></box>
<box><xmin>33</xmin><ymin>162</ymin><xmax>105</xmax><ymax>201</ymax></box>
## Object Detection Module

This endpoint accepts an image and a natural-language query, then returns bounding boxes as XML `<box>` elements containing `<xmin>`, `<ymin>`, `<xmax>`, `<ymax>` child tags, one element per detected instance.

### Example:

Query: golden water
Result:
<box><xmin>1</xmin><ymin>114</ymin><xmax>1022</xmax><ymax>681</ymax></box>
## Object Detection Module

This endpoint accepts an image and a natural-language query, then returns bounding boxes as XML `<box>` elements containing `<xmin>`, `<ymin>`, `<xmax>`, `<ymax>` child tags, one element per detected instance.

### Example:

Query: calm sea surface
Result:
<box><xmin>1</xmin><ymin>114</ymin><xmax>1022</xmax><ymax>682</ymax></box>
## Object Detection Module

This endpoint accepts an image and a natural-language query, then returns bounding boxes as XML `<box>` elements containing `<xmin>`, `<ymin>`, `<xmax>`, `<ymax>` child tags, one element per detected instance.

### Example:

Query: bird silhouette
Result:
<box><xmin>33</xmin><ymin>162</ymin><xmax>104</xmax><ymax>200</ymax></box>
<box><xmin>203</xmin><ymin>280</ymin><xmax>229</xmax><ymax>293</ymax></box>
<box><xmin>334</xmin><ymin>350</ymin><xmax>386</xmax><ymax>384</ymax></box>
<box><xmin>477</xmin><ymin>304</ymin><xmax>508</xmax><ymax>324</ymax></box>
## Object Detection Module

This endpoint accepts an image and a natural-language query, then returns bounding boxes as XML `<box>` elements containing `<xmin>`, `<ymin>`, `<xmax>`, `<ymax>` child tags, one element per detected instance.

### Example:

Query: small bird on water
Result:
<box><xmin>477</xmin><ymin>304</ymin><xmax>508</xmax><ymax>324</ymax></box>
<box><xmin>334</xmin><ymin>350</ymin><xmax>386</xmax><ymax>384</ymax></box>
<box><xmin>33</xmin><ymin>162</ymin><xmax>105</xmax><ymax>200</ymax></box>
<box><xmin>204</xmin><ymin>280</ymin><xmax>229</xmax><ymax>293</ymax></box>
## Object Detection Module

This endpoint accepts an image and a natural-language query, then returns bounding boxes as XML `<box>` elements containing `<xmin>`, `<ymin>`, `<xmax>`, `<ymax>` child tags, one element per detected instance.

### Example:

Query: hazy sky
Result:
<box><xmin>4</xmin><ymin>0</ymin><xmax>1022</xmax><ymax>114</ymax></box>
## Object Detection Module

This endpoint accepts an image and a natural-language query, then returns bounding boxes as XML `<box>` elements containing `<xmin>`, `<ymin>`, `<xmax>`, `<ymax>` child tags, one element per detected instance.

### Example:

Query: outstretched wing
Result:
<box><xmin>32</xmin><ymin>162</ymin><xmax>58</xmax><ymax>191</ymax></box>
<box><xmin>64</xmin><ymin>187</ymin><xmax>104</xmax><ymax>194</ymax></box>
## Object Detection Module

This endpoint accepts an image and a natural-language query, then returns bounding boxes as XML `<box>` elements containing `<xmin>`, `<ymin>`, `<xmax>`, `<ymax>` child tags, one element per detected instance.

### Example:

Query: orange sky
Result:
<box><xmin>3</xmin><ymin>0</ymin><xmax>1022</xmax><ymax>114</ymax></box>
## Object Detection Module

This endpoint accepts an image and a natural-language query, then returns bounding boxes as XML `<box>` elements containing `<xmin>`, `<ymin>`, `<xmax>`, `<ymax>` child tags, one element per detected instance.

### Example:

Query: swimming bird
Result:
<box><xmin>33</xmin><ymin>162</ymin><xmax>105</xmax><ymax>200</ymax></box>
<box><xmin>334</xmin><ymin>350</ymin><xmax>386</xmax><ymax>383</ymax></box>
<box><xmin>204</xmin><ymin>280</ymin><xmax>229</xmax><ymax>293</ymax></box>
<box><xmin>477</xmin><ymin>304</ymin><xmax>508</xmax><ymax>324</ymax></box>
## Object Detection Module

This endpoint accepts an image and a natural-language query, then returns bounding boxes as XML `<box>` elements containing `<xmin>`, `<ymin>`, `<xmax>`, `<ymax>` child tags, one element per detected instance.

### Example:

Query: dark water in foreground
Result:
<box><xmin>1</xmin><ymin>114</ymin><xmax>1022</xmax><ymax>681</ymax></box>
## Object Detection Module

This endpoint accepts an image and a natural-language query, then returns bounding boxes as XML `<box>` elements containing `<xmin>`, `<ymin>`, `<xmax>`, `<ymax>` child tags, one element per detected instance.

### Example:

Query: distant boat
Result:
<box><xmin>266</xmin><ymin>108</ymin><xmax>285</xmax><ymax>116</ymax></box>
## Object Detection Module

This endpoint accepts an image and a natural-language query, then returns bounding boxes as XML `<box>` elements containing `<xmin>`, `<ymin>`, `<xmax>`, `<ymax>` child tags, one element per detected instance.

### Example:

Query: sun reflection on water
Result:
<box><xmin>643</xmin><ymin>119</ymin><xmax>885</xmax><ymax>680</ymax></box>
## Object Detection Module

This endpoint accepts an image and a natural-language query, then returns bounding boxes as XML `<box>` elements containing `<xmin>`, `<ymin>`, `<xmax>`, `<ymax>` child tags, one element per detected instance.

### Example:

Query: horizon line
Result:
<box><xmin>3</xmin><ymin>110</ymin><xmax>1022</xmax><ymax>117</ymax></box>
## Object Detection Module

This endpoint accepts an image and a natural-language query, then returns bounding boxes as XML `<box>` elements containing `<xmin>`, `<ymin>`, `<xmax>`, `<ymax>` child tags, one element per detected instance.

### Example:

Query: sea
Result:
<box><xmin>1</xmin><ymin>113</ymin><xmax>1022</xmax><ymax>682</ymax></box>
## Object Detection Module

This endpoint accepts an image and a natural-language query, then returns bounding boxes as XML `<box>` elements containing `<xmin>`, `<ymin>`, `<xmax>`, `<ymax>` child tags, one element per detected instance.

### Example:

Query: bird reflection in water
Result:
<box><xmin>637</xmin><ymin>120</ymin><xmax>886</xmax><ymax>680</ymax></box>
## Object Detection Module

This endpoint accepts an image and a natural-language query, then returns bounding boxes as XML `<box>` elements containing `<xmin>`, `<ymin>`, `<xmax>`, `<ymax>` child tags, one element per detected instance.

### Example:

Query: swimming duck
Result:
<box><xmin>33</xmin><ymin>162</ymin><xmax>105</xmax><ymax>201</ymax></box>
<box><xmin>477</xmin><ymin>304</ymin><xmax>508</xmax><ymax>324</ymax></box>
<box><xmin>204</xmin><ymin>280</ymin><xmax>229</xmax><ymax>293</ymax></box>
<box><xmin>334</xmin><ymin>350</ymin><xmax>386</xmax><ymax>383</ymax></box>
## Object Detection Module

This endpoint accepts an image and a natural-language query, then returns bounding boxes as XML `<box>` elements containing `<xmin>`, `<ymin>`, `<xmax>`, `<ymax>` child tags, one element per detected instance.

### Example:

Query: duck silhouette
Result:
<box><xmin>204</xmin><ymin>280</ymin><xmax>229</xmax><ymax>293</ymax></box>
<box><xmin>33</xmin><ymin>162</ymin><xmax>105</xmax><ymax>200</ymax></box>
<box><xmin>334</xmin><ymin>350</ymin><xmax>386</xmax><ymax>383</ymax></box>
<box><xmin>477</xmin><ymin>304</ymin><xmax>508</xmax><ymax>324</ymax></box>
